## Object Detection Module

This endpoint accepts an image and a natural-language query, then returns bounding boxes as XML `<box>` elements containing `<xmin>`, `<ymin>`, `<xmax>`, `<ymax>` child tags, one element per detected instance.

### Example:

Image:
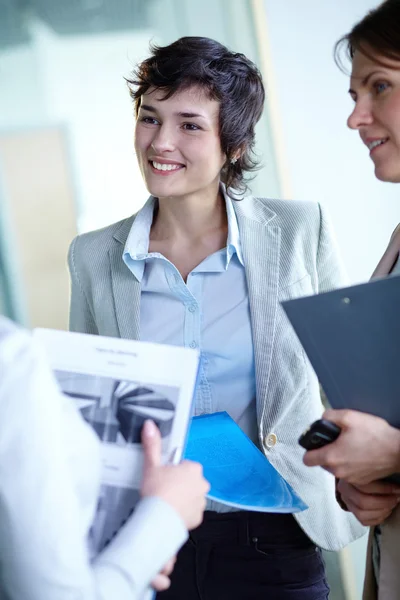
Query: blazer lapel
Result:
<box><xmin>371</xmin><ymin>223</ymin><xmax>400</xmax><ymax>278</ymax></box>
<box><xmin>109</xmin><ymin>218</ymin><xmax>141</xmax><ymax>340</ymax></box>
<box><xmin>234</xmin><ymin>199</ymin><xmax>281</xmax><ymax>421</ymax></box>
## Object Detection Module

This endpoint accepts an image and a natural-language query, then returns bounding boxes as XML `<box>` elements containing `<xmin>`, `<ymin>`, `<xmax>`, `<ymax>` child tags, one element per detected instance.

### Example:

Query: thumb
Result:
<box><xmin>142</xmin><ymin>419</ymin><xmax>162</xmax><ymax>469</ymax></box>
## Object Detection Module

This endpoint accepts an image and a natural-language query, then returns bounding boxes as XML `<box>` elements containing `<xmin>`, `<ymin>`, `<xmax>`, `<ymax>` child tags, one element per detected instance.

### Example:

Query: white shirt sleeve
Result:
<box><xmin>0</xmin><ymin>318</ymin><xmax>187</xmax><ymax>600</ymax></box>
<box><xmin>93</xmin><ymin>496</ymin><xmax>187</xmax><ymax>599</ymax></box>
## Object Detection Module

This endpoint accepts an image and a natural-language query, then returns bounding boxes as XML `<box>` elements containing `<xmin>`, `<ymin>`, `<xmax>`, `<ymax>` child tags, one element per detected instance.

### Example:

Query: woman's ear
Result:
<box><xmin>229</xmin><ymin>148</ymin><xmax>243</xmax><ymax>165</ymax></box>
<box><xmin>232</xmin><ymin>142</ymin><xmax>248</xmax><ymax>163</ymax></box>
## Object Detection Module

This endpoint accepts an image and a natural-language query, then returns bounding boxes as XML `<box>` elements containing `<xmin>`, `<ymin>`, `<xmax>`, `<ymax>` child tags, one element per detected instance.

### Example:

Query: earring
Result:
<box><xmin>230</xmin><ymin>157</ymin><xmax>238</xmax><ymax>165</ymax></box>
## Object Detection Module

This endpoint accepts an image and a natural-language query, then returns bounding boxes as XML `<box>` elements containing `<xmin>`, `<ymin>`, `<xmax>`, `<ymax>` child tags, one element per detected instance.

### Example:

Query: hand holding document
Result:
<box><xmin>33</xmin><ymin>328</ymin><xmax>200</xmax><ymax>558</ymax></box>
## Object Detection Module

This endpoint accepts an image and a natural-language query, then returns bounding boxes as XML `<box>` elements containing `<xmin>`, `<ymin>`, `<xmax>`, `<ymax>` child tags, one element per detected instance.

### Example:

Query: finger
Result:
<box><xmin>141</xmin><ymin>420</ymin><xmax>162</xmax><ymax>470</ymax></box>
<box><xmin>348</xmin><ymin>492</ymin><xmax>398</xmax><ymax>512</ymax></box>
<box><xmin>151</xmin><ymin>573</ymin><xmax>171</xmax><ymax>592</ymax></box>
<box><xmin>303</xmin><ymin>447</ymin><xmax>331</xmax><ymax>468</ymax></box>
<box><xmin>353</xmin><ymin>481</ymin><xmax>400</xmax><ymax>496</ymax></box>
<box><xmin>160</xmin><ymin>557</ymin><xmax>176</xmax><ymax>577</ymax></box>
<box><xmin>322</xmin><ymin>409</ymin><xmax>355</xmax><ymax>427</ymax></box>
<box><xmin>180</xmin><ymin>460</ymin><xmax>205</xmax><ymax>476</ymax></box>
<box><xmin>345</xmin><ymin>501</ymin><xmax>394</xmax><ymax>526</ymax></box>
<box><xmin>337</xmin><ymin>480</ymin><xmax>399</xmax><ymax>511</ymax></box>
<box><xmin>355</xmin><ymin>513</ymin><xmax>392</xmax><ymax>527</ymax></box>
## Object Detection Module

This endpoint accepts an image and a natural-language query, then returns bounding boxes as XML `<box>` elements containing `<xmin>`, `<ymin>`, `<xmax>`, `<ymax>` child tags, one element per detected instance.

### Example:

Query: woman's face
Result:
<box><xmin>347</xmin><ymin>49</ymin><xmax>400</xmax><ymax>183</ymax></box>
<box><xmin>134</xmin><ymin>85</ymin><xmax>226</xmax><ymax>200</ymax></box>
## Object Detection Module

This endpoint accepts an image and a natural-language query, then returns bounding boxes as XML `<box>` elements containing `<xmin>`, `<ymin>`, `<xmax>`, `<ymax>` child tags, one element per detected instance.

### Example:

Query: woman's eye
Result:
<box><xmin>182</xmin><ymin>123</ymin><xmax>200</xmax><ymax>131</ymax></box>
<box><xmin>140</xmin><ymin>116</ymin><xmax>159</xmax><ymax>125</ymax></box>
<box><xmin>374</xmin><ymin>81</ymin><xmax>389</xmax><ymax>95</ymax></box>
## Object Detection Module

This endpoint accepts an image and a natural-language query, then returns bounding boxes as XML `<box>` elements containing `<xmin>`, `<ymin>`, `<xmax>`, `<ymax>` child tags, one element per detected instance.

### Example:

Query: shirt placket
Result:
<box><xmin>165</xmin><ymin>265</ymin><xmax>212</xmax><ymax>415</ymax></box>
<box><xmin>186</xmin><ymin>271</ymin><xmax>212</xmax><ymax>415</ymax></box>
<box><xmin>164</xmin><ymin>266</ymin><xmax>200</xmax><ymax>349</ymax></box>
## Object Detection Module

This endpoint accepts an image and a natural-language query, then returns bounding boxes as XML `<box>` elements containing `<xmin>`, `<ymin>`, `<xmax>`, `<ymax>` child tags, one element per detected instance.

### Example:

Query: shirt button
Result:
<box><xmin>264</xmin><ymin>433</ymin><xmax>277</xmax><ymax>449</ymax></box>
<box><xmin>189</xmin><ymin>341</ymin><xmax>197</xmax><ymax>349</ymax></box>
<box><xmin>188</xmin><ymin>304</ymin><xmax>197</xmax><ymax>313</ymax></box>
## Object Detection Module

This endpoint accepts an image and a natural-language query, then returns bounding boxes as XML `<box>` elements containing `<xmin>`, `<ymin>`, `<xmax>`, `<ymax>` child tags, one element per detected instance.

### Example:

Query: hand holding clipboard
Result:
<box><xmin>282</xmin><ymin>275</ymin><xmax>400</xmax><ymax>486</ymax></box>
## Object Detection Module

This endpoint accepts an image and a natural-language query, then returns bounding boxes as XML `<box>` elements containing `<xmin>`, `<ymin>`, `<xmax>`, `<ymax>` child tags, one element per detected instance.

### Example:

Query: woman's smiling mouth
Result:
<box><xmin>149</xmin><ymin>159</ymin><xmax>185</xmax><ymax>173</ymax></box>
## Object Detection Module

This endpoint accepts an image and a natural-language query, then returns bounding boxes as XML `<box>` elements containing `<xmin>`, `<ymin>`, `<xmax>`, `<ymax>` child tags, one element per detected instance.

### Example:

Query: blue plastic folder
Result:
<box><xmin>184</xmin><ymin>412</ymin><xmax>307</xmax><ymax>512</ymax></box>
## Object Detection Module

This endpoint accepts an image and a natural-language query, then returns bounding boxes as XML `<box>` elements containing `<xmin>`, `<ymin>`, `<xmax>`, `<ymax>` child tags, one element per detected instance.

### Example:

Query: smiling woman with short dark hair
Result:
<box><xmin>68</xmin><ymin>35</ymin><xmax>363</xmax><ymax>600</ymax></box>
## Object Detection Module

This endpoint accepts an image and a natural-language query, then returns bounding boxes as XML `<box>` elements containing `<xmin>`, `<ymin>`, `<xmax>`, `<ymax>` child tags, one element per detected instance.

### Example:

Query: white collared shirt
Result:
<box><xmin>0</xmin><ymin>317</ymin><xmax>187</xmax><ymax>600</ymax></box>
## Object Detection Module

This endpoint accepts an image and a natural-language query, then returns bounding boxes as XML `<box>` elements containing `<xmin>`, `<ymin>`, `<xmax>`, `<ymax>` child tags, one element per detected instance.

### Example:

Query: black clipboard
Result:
<box><xmin>281</xmin><ymin>275</ymin><xmax>400</xmax><ymax>427</ymax></box>
<box><xmin>282</xmin><ymin>275</ymin><xmax>400</xmax><ymax>484</ymax></box>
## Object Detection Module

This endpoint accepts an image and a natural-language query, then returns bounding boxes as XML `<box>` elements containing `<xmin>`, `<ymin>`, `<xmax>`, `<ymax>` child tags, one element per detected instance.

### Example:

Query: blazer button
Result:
<box><xmin>264</xmin><ymin>433</ymin><xmax>277</xmax><ymax>449</ymax></box>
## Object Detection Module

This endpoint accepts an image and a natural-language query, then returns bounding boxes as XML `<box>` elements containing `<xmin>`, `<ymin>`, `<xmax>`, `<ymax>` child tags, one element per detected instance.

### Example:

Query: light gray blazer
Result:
<box><xmin>68</xmin><ymin>195</ymin><xmax>365</xmax><ymax>551</ymax></box>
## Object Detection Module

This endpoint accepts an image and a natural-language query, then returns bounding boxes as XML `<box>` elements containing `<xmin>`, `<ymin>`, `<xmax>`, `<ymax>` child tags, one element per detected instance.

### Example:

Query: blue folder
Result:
<box><xmin>281</xmin><ymin>275</ymin><xmax>400</xmax><ymax>427</ymax></box>
<box><xmin>184</xmin><ymin>411</ymin><xmax>307</xmax><ymax>512</ymax></box>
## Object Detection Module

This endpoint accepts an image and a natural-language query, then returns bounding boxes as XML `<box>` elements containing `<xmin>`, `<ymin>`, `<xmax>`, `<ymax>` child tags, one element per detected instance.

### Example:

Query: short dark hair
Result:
<box><xmin>126</xmin><ymin>36</ymin><xmax>265</xmax><ymax>195</ymax></box>
<box><xmin>335</xmin><ymin>0</ymin><xmax>400</xmax><ymax>70</ymax></box>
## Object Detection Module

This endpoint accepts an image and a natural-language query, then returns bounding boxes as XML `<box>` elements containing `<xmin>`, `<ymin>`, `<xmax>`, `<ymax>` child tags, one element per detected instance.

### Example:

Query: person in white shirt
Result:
<box><xmin>0</xmin><ymin>315</ymin><xmax>209</xmax><ymax>600</ymax></box>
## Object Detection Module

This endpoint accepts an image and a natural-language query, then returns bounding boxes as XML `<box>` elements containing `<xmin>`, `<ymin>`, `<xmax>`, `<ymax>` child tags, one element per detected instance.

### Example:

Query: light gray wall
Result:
<box><xmin>263</xmin><ymin>0</ymin><xmax>399</xmax><ymax>284</ymax></box>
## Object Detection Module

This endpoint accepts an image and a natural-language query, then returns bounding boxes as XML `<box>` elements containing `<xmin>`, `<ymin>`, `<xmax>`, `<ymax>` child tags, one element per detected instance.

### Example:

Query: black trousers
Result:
<box><xmin>157</xmin><ymin>511</ymin><xmax>329</xmax><ymax>600</ymax></box>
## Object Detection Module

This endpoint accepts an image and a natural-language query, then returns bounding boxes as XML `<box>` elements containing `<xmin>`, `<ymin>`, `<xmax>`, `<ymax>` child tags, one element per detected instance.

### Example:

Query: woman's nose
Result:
<box><xmin>150</xmin><ymin>125</ymin><xmax>176</xmax><ymax>153</ymax></box>
<box><xmin>347</xmin><ymin>100</ymin><xmax>373</xmax><ymax>130</ymax></box>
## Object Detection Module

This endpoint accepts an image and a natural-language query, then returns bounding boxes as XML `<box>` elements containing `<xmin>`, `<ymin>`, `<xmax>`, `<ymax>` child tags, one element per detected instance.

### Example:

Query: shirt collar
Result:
<box><xmin>222</xmin><ymin>184</ymin><xmax>244</xmax><ymax>268</ymax></box>
<box><xmin>123</xmin><ymin>185</ymin><xmax>244</xmax><ymax>282</ymax></box>
<box><xmin>123</xmin><ymin>196</ymin><xmax>156</xmax><ymax>281</ymax></box>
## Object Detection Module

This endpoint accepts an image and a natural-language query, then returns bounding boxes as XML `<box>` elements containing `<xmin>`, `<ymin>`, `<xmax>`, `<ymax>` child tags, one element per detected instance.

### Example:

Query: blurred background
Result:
<box><xmin>1</xmin><ymin>0</ymin><xmax>397</xmax><ymax>597</ymax></box>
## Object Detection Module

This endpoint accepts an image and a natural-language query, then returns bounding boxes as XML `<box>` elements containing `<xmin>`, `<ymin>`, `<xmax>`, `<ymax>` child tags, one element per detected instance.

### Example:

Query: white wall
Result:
<box><xmin>263</xmin><ymin>0</ymin><xmax>399</xmax><ymax>283</ymax></box>
<box><xmin>32</xmin><ymin>19</ymin><xmax>151</xmax><ymax>232</ymax></box>
<box><xmin>0</xmin><ymin>18</ymin><xmax>151</xmax><ymax>233</ymax></box>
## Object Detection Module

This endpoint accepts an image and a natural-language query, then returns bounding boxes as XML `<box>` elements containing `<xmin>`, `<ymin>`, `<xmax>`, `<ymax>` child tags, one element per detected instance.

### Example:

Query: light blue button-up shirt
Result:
<box><xmin>123</xmin><ymin>191</ymin><xmax>257</xmax><ymax>511</ymax></box>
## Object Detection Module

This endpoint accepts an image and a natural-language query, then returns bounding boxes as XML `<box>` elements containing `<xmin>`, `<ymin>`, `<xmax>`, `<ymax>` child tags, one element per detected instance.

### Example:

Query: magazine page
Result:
<box><xmin>33</xmin><ymin>328</ymin><xmax>199</xmax><ymax>561</ymax></box>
